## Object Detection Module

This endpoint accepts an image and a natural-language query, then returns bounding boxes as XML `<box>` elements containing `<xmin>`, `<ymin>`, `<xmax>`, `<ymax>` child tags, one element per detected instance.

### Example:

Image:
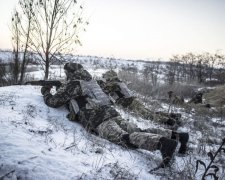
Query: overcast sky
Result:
<box><xmin>0</xmin><ymin>0</ymin><xmax>225</xmax><ymax>60</ymax></box>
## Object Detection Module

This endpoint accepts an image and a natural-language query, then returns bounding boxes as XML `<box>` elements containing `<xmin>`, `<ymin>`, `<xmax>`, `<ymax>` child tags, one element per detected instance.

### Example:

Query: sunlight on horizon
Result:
<box><xmin>0</xmin><ymin>0</ymin><xmax>225</xmax><ymax>60</ymax></box>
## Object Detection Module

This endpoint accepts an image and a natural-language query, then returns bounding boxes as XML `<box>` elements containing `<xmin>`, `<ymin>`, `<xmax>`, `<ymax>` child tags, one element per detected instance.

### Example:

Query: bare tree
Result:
<box><xmin>169</xmin><ymin>52</ymin><xmax>225</xmax><ymax>84</ymax></box>
<box><xmin>28</xmin><ymin>0</ymin><xmax>88</xmax><ymax>79</ymax></box>
<box><xmin>11</xmin><ymin>10</ymin><xmax>21</xmax><ymax>84</ymax></box>
<box><xmin>208</xmin><ymin>51</ymin><xmax>224</xmax><ymax>81</ymax></box>
<box><xmin>167</xmin><ymin>55</ymin><xmax>181</xmax><ymax>85</ymax></box>
<box><xmin>143</xmin><ymin>62</ymin><xmax>160</xmax><ymax>87</ymax></box>
<box><xmin>185</xmin><ymin>53</ymin><xmax>196</xmax><ymax>81</ymax></box>
<box><xmin>216</xmin><ymin>53</ymin><xmax>225</xmax><ymax>83</ymax></box>
<box><xmin>18</xmin><ymin>0</ymin><xmax>34</xmax><ymax>84</ymax></box>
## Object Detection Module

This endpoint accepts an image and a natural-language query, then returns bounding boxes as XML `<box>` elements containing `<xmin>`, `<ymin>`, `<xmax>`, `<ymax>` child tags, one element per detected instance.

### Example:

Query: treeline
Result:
<box><xmin>0</xmin><ymin>51</ymin><xmax>37</xmax><ymax>86</ymax></box>
<box><xmin>166</xmin><ymin>52</ymin><xmax>225</xmax><ymax>85</ymax></box>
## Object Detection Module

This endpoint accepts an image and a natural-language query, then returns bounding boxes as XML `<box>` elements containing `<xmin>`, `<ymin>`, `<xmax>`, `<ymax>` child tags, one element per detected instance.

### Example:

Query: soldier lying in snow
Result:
<box><xmin>41</xmin><ymin>63</ymin><xmax>189</xmax><ymax>168</ymax></box>
<box><xmin>188</xmin><ymin>92</ymin><xmax>203</xmax><ymax>104</ymax></box>
<box><xmin>167</xmin><ymin>91</ymin><xmax>185</xmax><ymax>105</ymax></box>
<box><xmin>97</xmin><ymin>70</ymin><xmax>182</xmax><ymax>127</ymax></box>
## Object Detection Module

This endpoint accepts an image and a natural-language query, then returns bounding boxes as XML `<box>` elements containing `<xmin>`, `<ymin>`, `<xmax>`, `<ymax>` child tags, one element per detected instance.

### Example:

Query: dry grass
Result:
<box><xmin>204</xmin><ymin>85</ymin><xmax>225</xmax><ymax>107</ymax></box>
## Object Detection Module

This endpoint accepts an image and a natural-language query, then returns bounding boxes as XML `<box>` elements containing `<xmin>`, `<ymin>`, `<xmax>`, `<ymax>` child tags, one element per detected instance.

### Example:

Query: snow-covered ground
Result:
<box><xmin>1</xmin><ymin>55</ymin><xmax>225</xmax><ymax>179</ymax></box>
<box><xmin>0</xmin><ymin>80</ymin><xmax>195</xmax><ymax>180</ymax></box>
<box><xmin>0</xmin><ymin>85</ymin><xmax>161</xmax><ymax>179</ymax></box>
<box><xmin>2</xmin><ymin>85</ymin><xmax>222</xmax><ymax>179</ymax></box>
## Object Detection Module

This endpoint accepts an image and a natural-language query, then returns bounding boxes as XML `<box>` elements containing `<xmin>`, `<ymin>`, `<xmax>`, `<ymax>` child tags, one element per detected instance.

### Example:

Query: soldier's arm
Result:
<box><xmin>42</xmin><ymin>82</ymin><xmax>81</xmax><ymax>108</ymax></box>
<box><xmin>96</xmin><ymin>80</ymin><xmax>108</xmax><ymax>93</ymax></box>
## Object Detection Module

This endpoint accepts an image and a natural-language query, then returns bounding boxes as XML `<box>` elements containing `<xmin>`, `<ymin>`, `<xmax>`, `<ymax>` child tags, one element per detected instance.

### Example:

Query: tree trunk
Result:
<box><xmin>45</xmin><ymin>53</ymin><xmax>50</xmax><ymax>80</ymax></box>
<box><xmin>13</xmin><ymin>48</ymin><xmax>20</xmax><ymax>84</ymax></box>
<box><xmin>19</xmin><ymin>54</ymin><xmax>27</xmax><ymax>84</ymax></box>
<box><xmin>19</xmin><ymin>16</ymin><xmax>31</xmax><ymax>84</ymax></box>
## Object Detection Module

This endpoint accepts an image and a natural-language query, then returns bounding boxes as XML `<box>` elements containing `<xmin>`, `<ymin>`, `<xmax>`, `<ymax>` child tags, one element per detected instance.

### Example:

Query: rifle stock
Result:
<box><xmin>25</xmin><ymin>80</ymin><xmax>62</xmax><ymax>89</ymax></box>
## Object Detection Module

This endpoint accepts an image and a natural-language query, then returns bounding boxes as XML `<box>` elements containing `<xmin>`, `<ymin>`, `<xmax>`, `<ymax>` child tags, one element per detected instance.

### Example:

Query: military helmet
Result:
<box><xmin>64</xmin><ymin>62</ymin><xmax>83</xmax><ymax>73</ymax></box>
<box><xmin>64</xmin><ymin>62</ymin><xmax>92</xmax><ymax>81</ymax></box>
<box><xmin>102</xmin><ymin>70</ymin><xmax>118</xmax><ymax>80</ymax></box>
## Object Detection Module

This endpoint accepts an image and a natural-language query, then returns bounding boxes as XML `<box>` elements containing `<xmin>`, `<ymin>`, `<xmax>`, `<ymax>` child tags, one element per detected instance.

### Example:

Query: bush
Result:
<box><xmin>118</xmin><ymin>69</ymin><xmax>200</xmax><ymax>99</ymax></box>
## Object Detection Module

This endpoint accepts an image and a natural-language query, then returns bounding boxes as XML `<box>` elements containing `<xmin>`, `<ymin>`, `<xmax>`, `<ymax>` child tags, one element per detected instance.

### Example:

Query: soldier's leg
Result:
<box><xmin>155</xmin><ymin>111</ymin><xmax>182</xmax><ymax>126</ymax></box>
<box><xmin>152</xmin><ymin>113</ymin><xmax>175</xmax><ymax>125</ymax></box>
<box><xmin>96</xmin><ymin>119</ymin><xmax>127</xmax><ymax>146</ymax></box>
<box><xmin>112</xmin><ymin>116</ymin><xmax>141</xmax><ymax>134</ymax></box>
<box><xmin>129</xmin><ymin>132</ymin><xmax>178</xmax><ymax>167</ymax></box>
<box><xmin>128</xmin><ymin>99</ymin><xmax>154</xmax><ymax>120</ymax></box>
<box><xmin>171</xmin><ymin>131</ymin><xmax>189</xmax><ymax>154</ymax></box>
<box><xmin>144</xmin><ymin>127</ymin><xmax>172</xmax><ymax>139</ymax></box>
<box><xmin>144</xmin><ymin>127</ymin><xmax>189</xmax><ymax>154</ymax></box>
<box><xmin>129</xmin><ymin>132</ymin><xmax>161</xmax><ymax>151</ymax></box>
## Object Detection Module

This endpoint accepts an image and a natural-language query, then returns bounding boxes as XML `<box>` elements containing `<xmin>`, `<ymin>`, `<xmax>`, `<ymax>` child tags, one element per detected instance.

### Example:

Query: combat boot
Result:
<box><xmin>157</xmin><ymin>137</ymin><xmax>178</xmax><ymax>168</ymax></box>
<box><xmin>171</xmin><ymin>131</ymin><xmax>189</xmax><ymax>154</ymax></box>
<box><xmin>178</xmin><ymin>132</ymin><xmax>189</xmax><ymax>154</ymax></box>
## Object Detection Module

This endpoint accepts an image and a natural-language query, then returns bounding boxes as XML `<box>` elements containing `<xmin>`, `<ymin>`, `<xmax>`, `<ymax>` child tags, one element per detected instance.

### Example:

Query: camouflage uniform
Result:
<box><xmin>41</xmin><ymin>63</ymin><xmax>173</xmax><ymax>153</ymax></box>
<box><xmin>41</xmin><ymin>63</ymin><xmax>192</xmax><ymax>167</ymax></box>
<box><xmin>188</xmin><ymin>92</ymin><xmax>203</xmax><ymax>104</ymax></box>
<box><xmin>98</xmin><ymin>70</ymin><xmax>181</xmax><ymax>126</ymax></box>
<box><xmin>168</xmin><ymin>91</ymin><xmax>185</xmax><ymax>105</ymax></box>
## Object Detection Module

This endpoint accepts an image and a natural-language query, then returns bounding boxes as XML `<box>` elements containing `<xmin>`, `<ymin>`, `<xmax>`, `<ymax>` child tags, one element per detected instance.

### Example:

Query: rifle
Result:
<box><xmin>25</xmin><ymin>80</ymin><xmax>62</xmax><ymax>89</ymax></box>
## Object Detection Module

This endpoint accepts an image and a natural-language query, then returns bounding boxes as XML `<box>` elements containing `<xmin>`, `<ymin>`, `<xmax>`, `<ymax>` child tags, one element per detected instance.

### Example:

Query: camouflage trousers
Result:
<box><xmin>96</xmin><ymin>116</ymin><xmax>172</xmax><ymax>151</ymax></box>
<box><xmin>68</xmin><ymin>100</ymin><xmax>173</xmax><ymax>152</ymax></box>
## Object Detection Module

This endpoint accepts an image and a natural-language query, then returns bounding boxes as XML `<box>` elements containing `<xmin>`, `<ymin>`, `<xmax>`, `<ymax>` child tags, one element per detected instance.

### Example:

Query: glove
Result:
<box><xmin>41</xmin><ymin>86</ymin><xmax>52</xmax><ymax>95</ymax></box>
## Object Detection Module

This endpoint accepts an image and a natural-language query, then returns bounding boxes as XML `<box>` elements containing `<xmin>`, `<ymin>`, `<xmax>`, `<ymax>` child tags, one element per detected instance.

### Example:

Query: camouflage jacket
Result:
<box><xmin>97</xmin><ymin>79</ymin><xmax>135</xmax><ymax>107</ymax></box>
<box><xmin>42</xmin><ymin>80</ymin><xmax>120</xmax><ymax>131</ymax></box>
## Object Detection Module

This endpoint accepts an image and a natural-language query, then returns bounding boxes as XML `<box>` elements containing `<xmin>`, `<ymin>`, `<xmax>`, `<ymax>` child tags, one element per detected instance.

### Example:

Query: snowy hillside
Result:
<box><xmin>0</xmin><ymin>77</ymin><xmax>223</xmax><ymax>180</ymax></box>
<box><xmin>0</xmin><ymin>85</ymin><xmax>161</xmax><ymax>179</ymax></box>
<box><xmin>0</xmin><ymin>50</ymin><xmax>168</xmax><ymax>76</ymax></box>
<box><xmin>1</xmin><ymin>82</ymin><xmax>224</xmax><ymax>179</ymax></box>
<box><xmin>0</xmin><ymin>83</ymin><xmax>206</xmax><ymax>179</ymax></box>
